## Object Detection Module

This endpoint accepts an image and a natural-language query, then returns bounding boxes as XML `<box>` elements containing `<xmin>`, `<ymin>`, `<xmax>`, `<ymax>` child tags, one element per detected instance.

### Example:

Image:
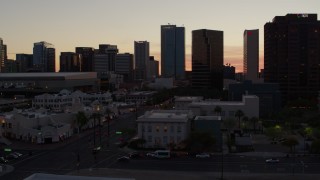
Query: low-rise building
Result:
<box><xmin>125</xmin><ymin>91</ymin><xmax>156</xmax><ymax>105</ymax></box>
<box><xmin>174</xmin><ymin>96</ymin><xmax>203</xmax><ymax>110</ymax></box>
<box><xmin>188</xmin><ymin>95</ymin><xmax>259</xmax><ymax>119</ymax></box>
<box><xmin>33</xmin><ymin>89</ymin><xmax>112</xmax><ymax>111</ymax></box>
<box><xmin>137</xmin><ymin>110</ymin><xmax>193</xmax><ymax>148</ymax></box>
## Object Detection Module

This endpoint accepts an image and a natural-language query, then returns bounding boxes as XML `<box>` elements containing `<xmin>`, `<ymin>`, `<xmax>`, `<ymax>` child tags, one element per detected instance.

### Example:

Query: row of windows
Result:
<box><xmin>147</xmin><ymin>135</ymin><xmax>182</xmax><ymax>144</ymax></box>
<box><xmin>142</xmin><ymin>125</ymin><xmax>182</xmax><ymax>133</ymax></box>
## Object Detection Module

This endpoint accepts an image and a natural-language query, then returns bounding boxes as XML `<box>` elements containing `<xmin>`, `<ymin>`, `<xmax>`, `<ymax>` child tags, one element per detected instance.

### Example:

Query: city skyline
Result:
<box><xmin>0</xmin><ymin>0</ymin><xmax>319</xmax><ymax>72</ymax></box>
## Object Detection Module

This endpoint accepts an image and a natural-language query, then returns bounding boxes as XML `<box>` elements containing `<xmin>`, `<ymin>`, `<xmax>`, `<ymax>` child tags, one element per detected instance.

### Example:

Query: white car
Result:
<box><xmin>146</xmin><ymin>152</ymin><xmax>155</xmax><ymax>157</ymax></box>
<box><xmin>265</xmin><ymin>158</ymin><xmax>279</xmax><ymax>163</ymax></box>
<box><xmin>196</xmin><ymin>153</ymin><xmax>210</xmax><ymax>158</ymax></box>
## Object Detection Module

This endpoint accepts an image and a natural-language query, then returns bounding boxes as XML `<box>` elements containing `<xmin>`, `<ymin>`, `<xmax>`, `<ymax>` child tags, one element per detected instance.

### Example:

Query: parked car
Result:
<box><xmin>0</xmin><ymin>157</ymin><xmax>8</xmax><ymax>163</ymax></box>
<box><xmin>12</xmin><ymin>152</ymin><xmax>23</xmax><ymax>157</ymax></box>
<box><xmin>129</xmin><ymin>152</ymin><xmax>141</xmax><ymax>159</ymax></box>
<box><xmin>265</xmin><ymin>158</ymin><xmax>279</xmax><ymax>163</ymax></box>
<box><xmin>146</xmin><ymin>152</ymin><xmax>156</xmax><ymax>157</ymax></box>
<box><xmin>117</xmin><ymin>156</ymin><xmax>130</xmax><ymax>162</ymax></box>
<box><xmin>196</xmin><ymin>153</ymin><xmax>210</xmax><ymax>158</ymax></box>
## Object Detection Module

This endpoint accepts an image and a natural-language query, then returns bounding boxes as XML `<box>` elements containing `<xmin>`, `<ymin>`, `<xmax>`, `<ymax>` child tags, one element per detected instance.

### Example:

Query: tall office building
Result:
<box><xmin>75</xmin><ymin>47</ymin><xmax>95</xmax><ymax>72</ymax></box>
<box><xmin>60</xmin><ymin>52</ymin><xmax>82</xmax><ymax>72</ymax></box>
<box><xmin>147</xmin><ymin>56</ymin><xmax>159</xmax><ymax>79</ymax></box>
<box><xmin>161</xmin><ymin>25</ymin><xmax>185</xmax><ymax>79</ymax></box>
<box><xmin>264</xmin><ymin>14</ymin><xmax>320</xmax><ymax>104</ymax></box>
<box><xmin>0</xmin><ymin>38</ymin><xmax>6</xmax><ymax>72</ymax></box>
<box><xmin>244</xmin><ymin>29</ymin><xmax>259</xmax><ymax>82</ymax></box>
<box><xmin>94</xmin><ymin>44</ymin><xmax>118</xmax><ymax>73</ymax></box>
<box><xmin>115</xmin><ymin>53</ymin><xmax>134</xmax><ymax>82</ymax></box>
<box><xmin>134</xmin><ymin>41</ymin><xmax>149</xmax><ymax>80</ymax></box>
<box><xmin>16</xmin><ymin>54</ymin><xmax>33</xmax><ymax>72</ymax></box>
<box><xmin>33</xmin><ymin>41</ymin><xmax>55</xmax><ymax>72</ymax></box>
<box><xmin>223</xmin><ymin>64</ymin><xmax>236</xmax><ymax>80</ymax></box>
<box><xmin>192</xmin><ymin>29</ymin><xmax>224</xmax><ymax>90</ymax></box>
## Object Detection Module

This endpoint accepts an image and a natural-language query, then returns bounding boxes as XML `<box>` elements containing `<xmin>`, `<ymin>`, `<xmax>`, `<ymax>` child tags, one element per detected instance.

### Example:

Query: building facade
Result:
<box><xmin>16</xmin><ymin>54</ymin><xmax>33</xmax><ymax>72</ymax></box>
<box><xmin>75</xmin><ymin>47</ymin><xmax>95</xmax><ymax>72</ymax></box>
<box><xmin>33</xmin><ymin>41</ymin><xmax>55</xmax><ymax>72</ymax></box>
<box><xmin>147</xmin><ymin>56</ymin><xmax>159</xmax><ymax>80</ymax></box>
<box><xmin>0</xmin><ymin>38</ymin><xmax>7</xmax><ymax>72</ymax></box>
<box><xmin>134</xmin><ymin>41</ymin><xmax>149</xmax><ymax>80</ymax></box>
<box><xmin>115</xmin><ymin>53</ymin><xmax>134</xmax><ymax>82</ymax></box>
<box><xmin>60</xmin><ymin>52</ymin><xmax>82</xmax><ymax>72</ymax></box>
<box><xmin>244</xmin><ymin>29</ymin><xmax>259</xmax><ymax>82</ymax></box>
<box><xmin>264</xmin><ymin>14</ymin><xmax>320</xmax><ymax>105</ymax></box>
<box><xmin>192</xmin><ymin>29</ymin><xmax>224</xmax><ymax>90</ymax></box>
<box><xmin>94</xmin><ymin>44</ymin><xmax>118</xmax><ymax>72</ymax></box>
<box><xmin>188</xmin><ymin>95</ymin><xmax>259</xmax><ymax>119</ymax></box>
<box><xmin>223</xmin><ymin>64</ymin><xmax>236</xmax><ymax>80</ymax></box>
<box><xmin>161</xmin><ymin>25</ymin><xmax>185</xmax><ymax>79</ymax></box>
<box><xmin>137</xmin><ymin>110</ymin><xmax>193</xmax><ymax>148</ymax></box>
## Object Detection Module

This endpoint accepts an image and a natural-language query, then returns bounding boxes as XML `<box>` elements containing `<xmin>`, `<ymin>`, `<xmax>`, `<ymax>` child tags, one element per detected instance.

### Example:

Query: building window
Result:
<box><xmin>163</xmin><ymin>136</ymin><xmax>168</xmax><ymax>145</ymax></box>
<box><xmin>148</xmin><ymin>136</ymin><xmax>152</xmax><ymax>142</ymax></box>
<box><xmin>142</xmin><ymin>125</ymin><xmax>145</xmax><ymax>132</ymax></box>
<box><xmin>177</xmin><ymin>126</ymin><xmax>181</xmax><ymax>133</ymax></box>
<box><xmin>170</xmin><ymin>136</ymin><xmax>174</xmax><ymax>143</ymax></box>
<box><xmin>164</xmin><ymin>126</ymin><xmax>167</xmax><ymax>132</ymax></box>
<box><xmin>229</xmin><ymin>111</ymin><xmax>235</xmax><ymax>116</ymax></box>
<box><xmin>148</xmin><ymin>125</ymin><xmax>152</xmax><ymax>132</ymax></box>
<box><xmin>177</xmin><ymin>136</ymin><xmax>181</xmax><ymax>142</ymax></box>
<box><xmin>221</xmin><ymin>111</ymin><xmax>225</xmax><ymax>116</ymax></box>
<box><xmin>156</xmin><ymin>126</ymin><xmax>160</xmax><ymax>132</ymax></box>
<box><xmin>170</xmin><ymin>126</ymin><xmax>174</xmax><ymax>133</ymax></box>
<box><xmin>8</xmin><ymin>123</ymin><xmax>12</xmax><ymax>128</ymax></box>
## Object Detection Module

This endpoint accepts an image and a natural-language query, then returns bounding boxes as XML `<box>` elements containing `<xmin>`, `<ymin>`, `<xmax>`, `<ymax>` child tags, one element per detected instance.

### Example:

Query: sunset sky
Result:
<box><xmin>1</xmin><ymin>0</ymin><xmax>319</xmax><ymax>72</ymax></box>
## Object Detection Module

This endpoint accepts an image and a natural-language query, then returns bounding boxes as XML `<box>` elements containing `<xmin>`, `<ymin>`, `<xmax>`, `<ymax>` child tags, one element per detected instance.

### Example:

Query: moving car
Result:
<box><xmin>117</xmin><ymin>156</ymin><xmax>130</xmax><ymax>162</ymax></box>
<box><xmin>265</xmin><ymin>158</ymin><xmax>279</xmax><ymax>163</ymax></box>
<box><xmin>196</xmin><ymin>153</ymin><xmax>210</xmax><ymax>158</ymax></box>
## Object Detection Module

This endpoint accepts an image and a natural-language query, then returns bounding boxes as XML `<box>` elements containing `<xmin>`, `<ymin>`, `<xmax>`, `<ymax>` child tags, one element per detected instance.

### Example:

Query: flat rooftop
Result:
<box><xmin>137</xmin><ymin>110</ymin><xmax>191</xmax><ymax>123</ymax></box>
<box><xmin>174</xmin><ymin>96</ymin><xmax>203</xmax><ymax>102</ymax></box>
<box><xmin>194</xmin><ymin>116</ymin><xmax>221</xmax><ymax>121</ymax></box>
<box><xmin>0</xmin><ymin>72</ymin><xmax>97</xmax><ymax>80</ymax></box>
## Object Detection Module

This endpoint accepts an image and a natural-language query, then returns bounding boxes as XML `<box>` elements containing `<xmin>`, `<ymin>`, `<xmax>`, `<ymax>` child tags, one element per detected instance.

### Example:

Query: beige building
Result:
<box><xmin>137</xmin><ymin>110</ymin><xmax>193</xmax><ymax>148</ymax></box>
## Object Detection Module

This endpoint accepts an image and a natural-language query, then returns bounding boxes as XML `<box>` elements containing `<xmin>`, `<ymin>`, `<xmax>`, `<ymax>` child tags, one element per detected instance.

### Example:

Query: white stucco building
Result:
<box><xmin>188</xmin><ymin>95</ymin><xmax>259</xmax><ymax>119</ymax></box>
<box><xmin>33</xmin><ymin>89</ymin><xmax>112</xmax><ymax>112</ymax></box>
<box><xmin>137</xmin><ymin>110</ymin><xmax>193</xmax><ymax>148</ymax></box>
<box><xmin>174</xmin><ymin>96</ymin><xmax>203</xmax><ymax>110</ymax></box>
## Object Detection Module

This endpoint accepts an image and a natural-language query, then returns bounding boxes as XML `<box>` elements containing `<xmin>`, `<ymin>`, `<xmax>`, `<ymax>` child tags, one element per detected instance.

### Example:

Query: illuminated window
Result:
<box><xmin>164</xmin><ymin>126</ymin><xmax>167</xmax><ymax>132</ymax></box>
<box><xmin>156</xmin><ymin>126</ymin><xmax>160</xmax><ymax>132</ymax></box>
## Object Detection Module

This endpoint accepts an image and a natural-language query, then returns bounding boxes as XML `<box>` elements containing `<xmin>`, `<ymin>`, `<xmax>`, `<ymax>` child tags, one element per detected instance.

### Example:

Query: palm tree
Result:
<box><xmin>76</xmin><ymin>111</ymin><xmax>88</xmax><ymax>133</ymax></box>
<box><xmin>214</xmin><ymin>106</ymin><xmax>222</xmax><ymax>116</ymax></box>
<box><xmin>235</xmin><ymin>110</ymin><xmax>244</xmax><ymax>129</ymax></box>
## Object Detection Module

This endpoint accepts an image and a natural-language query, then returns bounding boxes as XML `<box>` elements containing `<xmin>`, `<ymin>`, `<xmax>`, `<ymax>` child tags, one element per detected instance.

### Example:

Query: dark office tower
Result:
<box><xmin>0</xmin><ymin>38</ymin><xmax>6</xmax><ymax>72</ymax></box>
<box><xmin>16</xmin><ymin>54</ymin><xmax>33</xmax><ymax>72</ymax></box>
<box><xmin>60</xmin><ymin>52</ymin><xmax>82</xmax><ymax>72</ymax></box>
<box><xmin>134</xmin><ymin>41</ymin><xmax>149</xmax><ymax>80</ymax></box>
<box><xmin>4</xmin><ymin>59</ymin><xmax>18</xmax><ymax>73</ymax></box>
<box><xmin>264</xmin><ymin>14</ymin><xmax>320</xmax><ymax>104</ymax></box>
<box><xmin>33</xmin><ymin>41</ymin><xmax>55</xmax><ymax>72</ymax></box>
<box><xmin>161</xmin><ymin>25</ymin><xmax>185</xmax><ymax>79</ymax></box>
<box><xmin>75</xmin><ymin>47</ymin><xmax>95</xmax><ymax>72</ymax></box>
<box><xmin>223</xmin><ymin>64</ymin><xmax>236</xmax><ymax>80</ymax></box>
<box><xmin>148</xmin><ymin>56</ymin><xmax>159</xmax><ymax>79</ymax></box>
<box><xmin>94</xmin><ymin>44</ymin><xmax>118</xmax><ymax>72</ymax></box>
<box><xmin>244</xmin><ymin>29</ymin><xmax>259</xmax><ymax>82</ymax></box>
<box><xmin>115</xmin><ymin>53</ymin><xmax>134</xmax><ymax>82</ymax></box>
<box><xmin>192</xmin><ymin>29</ymin><xmax>224</xmax><ymax>90</ymax></box>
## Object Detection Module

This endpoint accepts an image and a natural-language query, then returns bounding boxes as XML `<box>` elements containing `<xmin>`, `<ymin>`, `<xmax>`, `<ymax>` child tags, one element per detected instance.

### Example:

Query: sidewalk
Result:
<box><xmin>0</xmin><ymin>164</ymin><xmax>14</xmax><ymax>177</ymax></box>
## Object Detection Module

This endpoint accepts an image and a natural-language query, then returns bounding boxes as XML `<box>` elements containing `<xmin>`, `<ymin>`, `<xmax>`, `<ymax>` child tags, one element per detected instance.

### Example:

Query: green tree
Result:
<box><xmin>311</xmin><ymin>139</ymin><xmax>320</xmax><ymax>154</ymax></box>
<box><xmin>265</xmin><ymin>126</ymin><xmax>282</xmax><ymax>140</ymax></box>
<box><xmin>222</xmin><ymin>117</ymin><xmax>237</xmax><ymax>132</ymax></box>
<box><xmin>235</xmin><ymin>110</ymin><xmax>244</xmax><ymax>129</ymax></box>
<box><xmin>76</xmin><ymin>111</ymin><xmax>88</xmax><ymax>133</ymax></box>
<box><xmin>282</xmin><ymin>135</ymin><xmax>299</xmax><ymax>153</ymax></box>
<box><xmin>249</xmin><ymin>117</ymin><xmax>259</xmax><ymax>132</ymax></box>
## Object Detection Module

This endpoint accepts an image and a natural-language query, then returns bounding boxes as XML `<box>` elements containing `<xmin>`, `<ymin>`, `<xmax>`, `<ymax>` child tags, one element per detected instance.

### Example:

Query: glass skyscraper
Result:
<box><xmin>161</xmin><ymin>25</ymin><xmax>185</xmax><ymax>79</ymax></box>
<box><xmin>33</xmin><ymin>41</ymin><xmax>55</xmax><ymax>72</ymax></box>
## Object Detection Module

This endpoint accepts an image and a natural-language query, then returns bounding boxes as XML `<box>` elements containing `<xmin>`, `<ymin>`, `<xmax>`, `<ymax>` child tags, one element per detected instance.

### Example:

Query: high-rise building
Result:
<box><xmin>60</xmin><ymin>52</ymin><xmax>82</xmax><ymax>72</ymax></box>
<box><xmin>264</xmin><ymin>14</ymin><xmax>320</xmax><ymax>104</ymax></box>
<box><xmin>94</xmin><ymin>44</ymin><xmax>118</xmax><ymax>73</ymax></box>
<box><xmin>223</xmin><ymin>64</ymin><xmax>236</xmax><ymax>80</ymax></box>
<box><xmin>75</xmin><ymin>47</ymin><xmax>95</xmax><ymax>72</ymax></box>
<box><xmin>16</xmin><ymin>54</ymin><xmax>33</xmax><ymax>72</ymax></box>
<box><xmin>147</xmin><ymin>56</ymin><xmax>159</xmax><ymax>80</ymax></box>
<box><xmin>192</xmin><ymin>29</ymin><xmax>224</xmax><ymax>90</ymax></box>
<box><xmin>115</xmin><ymin>53</ymin><xmax>134</xmax><ymax>82</ymax></box>
<box><xmin>33</xmin><ymin>41</ymin><xmax>55</xmax><ymax>72</ymax></box>
<box><xmin>134</xmin><ymin>41</ymin><xmax>149</xmax><ymax>80</ymax></box>
<box><xmin>244</xmin><ymin>29</ymin><xmax>259</xmax><ymax>82</ymax></box>
<box><xmin>0</xmin><ymin>38</ymin><xmax>6</xmax><ymax>72</ymax></box>
<box><xmin>161</xmin><ymin>25</ymin><xmax>185</xmax><ymax>79</ymax></box>
<box><xmin>4</xmin><ymin>59</ymin><xmax>18</xmax><ymax>73</ymax></box>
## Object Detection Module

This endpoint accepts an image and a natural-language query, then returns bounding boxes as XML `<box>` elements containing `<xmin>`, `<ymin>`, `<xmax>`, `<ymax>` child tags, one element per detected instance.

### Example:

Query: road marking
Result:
<box><xmin>90</xmin><ymin>151</ymin><xmax>123</xmax><ymax>168</ymax></box>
